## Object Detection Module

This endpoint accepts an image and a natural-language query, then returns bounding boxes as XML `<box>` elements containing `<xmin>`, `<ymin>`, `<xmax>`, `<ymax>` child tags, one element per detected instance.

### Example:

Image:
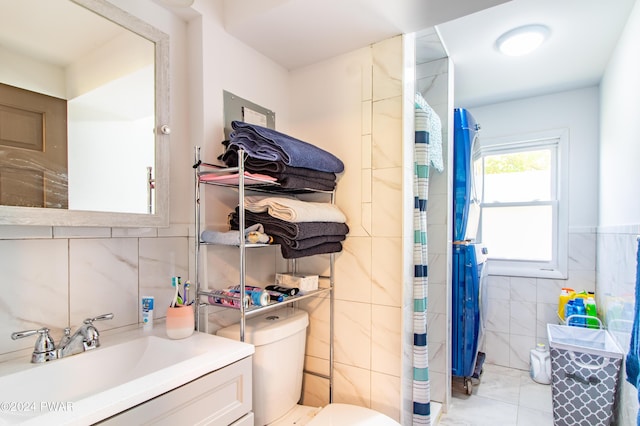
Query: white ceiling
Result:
<box><xmin>221</xmin><ymin>0</ymin><xmax>510</xmax><ymax>70</ymax></box>
<box><xmin>436</xmin><ymin>0</ymin><xmax>637</xmax><ymax>107</ymax></box>
<box><xmin>219</xmin><ymin>0</ymin><xmax>637</xmax><ymax>108</ymax></box>
<box><xmin>7</xmin><ymin>0</ymin><xmax>633</xmax><ymax>111</ymax></box>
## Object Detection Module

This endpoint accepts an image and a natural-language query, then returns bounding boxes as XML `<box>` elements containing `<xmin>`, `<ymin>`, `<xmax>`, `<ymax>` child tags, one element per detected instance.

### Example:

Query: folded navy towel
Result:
<box><xmin>219</xmin><ymin>142</ymin><xmax>338</xmax><ymax>190</ymax></box>
<box><xmin>230</xmin><ymin>210</ymin><xmax>349</xmax><ymax>240</ymax></box>
<box><xmin>220</xmin><ymin>143</ymin><xmax>337</xmax><ymax>180</ymax></box>
<box><xmin>229</xmin><ymin>121</ymin><xmax>344</xmax><ymax>173</ymax></box>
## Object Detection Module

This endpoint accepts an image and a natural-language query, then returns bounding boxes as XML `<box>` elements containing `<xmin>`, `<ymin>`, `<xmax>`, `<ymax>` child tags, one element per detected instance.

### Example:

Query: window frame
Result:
<box><xmin>476</xmin><ymin>129</ymin><xmax>569</xmax><ymax>279</ymax></box>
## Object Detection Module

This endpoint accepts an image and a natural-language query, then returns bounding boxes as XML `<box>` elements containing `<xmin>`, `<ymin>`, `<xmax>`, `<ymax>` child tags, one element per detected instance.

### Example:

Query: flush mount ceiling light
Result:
<box><xmin>496</xmin><ymin>24</ymin><xmax>550</xmax><ymax>56</ymax></box>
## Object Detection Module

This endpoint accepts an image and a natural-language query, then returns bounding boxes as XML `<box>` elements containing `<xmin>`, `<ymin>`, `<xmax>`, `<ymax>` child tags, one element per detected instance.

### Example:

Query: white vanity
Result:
<box><xmin>0</xmin><ymin>327</ymin><xmax>254</xmax><ymax>425</ymax></box>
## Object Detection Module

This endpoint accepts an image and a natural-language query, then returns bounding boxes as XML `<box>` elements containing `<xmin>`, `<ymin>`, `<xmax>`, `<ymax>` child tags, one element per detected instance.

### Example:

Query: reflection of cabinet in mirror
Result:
<box><xmin>0</xmin><ymin>0</ymin><xmax>169</xmax><ymax>227</ymax></box>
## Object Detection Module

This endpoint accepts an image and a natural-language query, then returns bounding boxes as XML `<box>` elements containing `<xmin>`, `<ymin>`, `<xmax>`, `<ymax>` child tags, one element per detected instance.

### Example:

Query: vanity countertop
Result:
<box><xmin>0</xmin><ymin>324</ymin><xmax>254</xmax><ymax>425</ymax></box>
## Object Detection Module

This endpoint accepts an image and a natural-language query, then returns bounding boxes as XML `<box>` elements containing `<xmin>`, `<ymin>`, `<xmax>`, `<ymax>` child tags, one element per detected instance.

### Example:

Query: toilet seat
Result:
<box><xmin>307</xmin><ymin>403</ymin><xmax>400</xmax><ymax>426</ymax></box>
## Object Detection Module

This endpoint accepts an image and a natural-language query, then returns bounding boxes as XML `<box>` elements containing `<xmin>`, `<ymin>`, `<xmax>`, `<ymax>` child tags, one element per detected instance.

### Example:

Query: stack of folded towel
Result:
<box><xmin>201</xmin><ymin>223</ymin><xmax>273</xmax><ymax>245</ymax></box>
<box><xmin>229</xmin><ymin>195</ymin><xmax>349</xmax><ymax>259</ymax></box>
<box><xmin>218</xmin><ymin>121</ymin><xmax>344</xmax><ymax>191</ymax></box>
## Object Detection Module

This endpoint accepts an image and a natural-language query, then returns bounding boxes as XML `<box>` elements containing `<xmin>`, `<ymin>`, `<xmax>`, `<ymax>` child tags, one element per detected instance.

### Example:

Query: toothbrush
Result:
<box><xmin>184</xmin><ymin>281</ymin><xmax>191</xmax><ymax>305</ymax></box>
<box><xmin>170</xmin><ymin>276</ymin><xmax>180</xmax><ymax>307</ymax></box>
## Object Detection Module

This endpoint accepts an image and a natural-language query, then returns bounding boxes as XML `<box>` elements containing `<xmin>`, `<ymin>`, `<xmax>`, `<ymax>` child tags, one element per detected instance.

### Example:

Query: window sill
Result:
<box><xmin>486</xmin><ymin>262</ymin><xmax>567</xmax><ymax>280</ymax></box>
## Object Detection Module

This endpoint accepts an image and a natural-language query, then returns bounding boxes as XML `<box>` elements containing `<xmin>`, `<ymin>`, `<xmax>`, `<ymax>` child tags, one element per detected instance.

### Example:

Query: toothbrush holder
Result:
<box><xmin>165</xmin><ymin>305</ymin><xmax>194</xmax><ymax>339</ymax></box>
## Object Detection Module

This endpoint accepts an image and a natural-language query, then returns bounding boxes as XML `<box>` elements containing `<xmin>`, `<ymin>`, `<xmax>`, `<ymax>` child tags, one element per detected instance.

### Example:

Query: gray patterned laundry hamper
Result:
<box><xmin>547</xmin><ymin>324</ymin><xmax>624</xmax><ymax>426</ymax></box>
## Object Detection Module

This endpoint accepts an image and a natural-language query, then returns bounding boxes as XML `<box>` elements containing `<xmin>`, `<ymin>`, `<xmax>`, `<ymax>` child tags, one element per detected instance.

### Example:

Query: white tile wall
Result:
<box><xmin>371</xmin><ymin>305</ymin><xmax>402</xmax><ymax>376</ymax></box>
<box><xmin>371</xmin><ymin>371</ymin><xmax>402</xmax><ymax>420</ymax></box>
<box><xmin>372</xmin><ymin>237</ymin><xmax>402</xmax><ymax>307</ymax></box>
<box><xmin>0</xmin><ymin>239</ymin><xmax>69</xmax><ymax>355</ymax></box>
<box><xmin>293</xmin><ymin>34</ymin><xmax>426</xmax><ymax>422</ymax></box>
<box><xmin>481</xmin><ymin>230</ymin><xmax>596</xmax><ymax>370</ymax></box>
<box><xmin>334</xmin><ymin>300</ymin><xmax>372</xmax><ymax>369</ymax></box>
<box><xmin>0</xmin><ymin>233</ymin><xmax>190</xmax><ymax>358</ymax></box>
<box><xmin>69</xmin><ymin>238</ymin><xmax>139</xmax><ymax>329</ymax></box>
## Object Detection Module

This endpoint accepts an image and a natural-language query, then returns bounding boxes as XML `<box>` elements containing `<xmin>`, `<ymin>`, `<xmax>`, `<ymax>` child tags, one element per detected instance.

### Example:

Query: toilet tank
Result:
<box><xmin>217</xmin><ymin>308</ymin><xmax>309</xmax><ymax>426</ymax></box>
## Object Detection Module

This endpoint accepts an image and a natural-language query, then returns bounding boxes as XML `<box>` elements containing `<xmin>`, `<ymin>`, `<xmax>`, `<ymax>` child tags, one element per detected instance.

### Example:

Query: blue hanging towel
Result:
<box><xmin>625</xmin><ymin>237</ymin><xmax>640</xmax><ymax>425</ymax></box>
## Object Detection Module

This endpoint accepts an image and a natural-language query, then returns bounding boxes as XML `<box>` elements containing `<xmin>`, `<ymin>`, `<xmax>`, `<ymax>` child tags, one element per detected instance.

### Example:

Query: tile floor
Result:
<box><xmin>435</xmin><ymin>364</ymin><xmax>553</xmax><ymax>426</ymax></box>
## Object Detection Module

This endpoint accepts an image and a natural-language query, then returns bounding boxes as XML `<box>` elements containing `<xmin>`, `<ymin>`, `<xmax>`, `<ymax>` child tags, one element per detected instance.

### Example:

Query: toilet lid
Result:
<box><xmin>307</xmin><ymin>404</ymin><xmax>400</xmax><ymax>426</ymax></box>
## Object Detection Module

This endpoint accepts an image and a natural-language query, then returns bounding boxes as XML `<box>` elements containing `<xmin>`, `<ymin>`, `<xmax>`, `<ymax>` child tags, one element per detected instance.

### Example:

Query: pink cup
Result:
<box><xmin>165</xmin><ymin>305</ymin><xmax>194</xmax><ymax>339</ymax></box>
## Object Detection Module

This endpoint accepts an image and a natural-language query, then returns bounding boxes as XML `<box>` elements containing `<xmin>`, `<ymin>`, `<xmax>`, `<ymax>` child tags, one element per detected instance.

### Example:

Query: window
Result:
<box><xmin>475</xmin><ymin>130</ymin><xmax>568</xmax><ymax>279</ymax></box>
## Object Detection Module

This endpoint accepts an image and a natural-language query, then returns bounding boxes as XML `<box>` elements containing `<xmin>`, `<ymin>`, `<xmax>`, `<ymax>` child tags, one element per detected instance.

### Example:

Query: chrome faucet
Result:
<box><xmin>11</xmin><ymin>313</ymin><xmax>114</xmax><ymax>363</ymax></box>
<box><xmin>58</xmin><ymin>313</ymin><xmax>114</xmax><ymax>358</ymax></box>
<box><xmin>11</xmin><ymin>328</ymin><xmax>58</xmax><ymax>363</ymax></box>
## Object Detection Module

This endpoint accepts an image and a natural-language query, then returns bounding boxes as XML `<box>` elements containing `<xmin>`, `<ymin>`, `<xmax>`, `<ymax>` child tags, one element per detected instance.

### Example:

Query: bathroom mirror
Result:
<box><xmin>0</xmin><ymin>0</ymin><xmax>169</xmax><ymax>227</ymax></box>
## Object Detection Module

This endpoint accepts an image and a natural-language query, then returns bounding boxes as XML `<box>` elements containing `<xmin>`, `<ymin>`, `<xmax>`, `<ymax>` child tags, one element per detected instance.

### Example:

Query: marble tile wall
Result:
<box><xmin>318</xmin><ymin>34</ymin><xmax>405</xmax><ymax>421</ymax></box>
<box><xmin>481</xmin><ymin>230</ymin><xmax>596</xmax><ymax>370</ymax></box>
<box><xmin>0</xmin><ymin>227</ymin><xmax>190</xmax><ymax>359</ymax></box>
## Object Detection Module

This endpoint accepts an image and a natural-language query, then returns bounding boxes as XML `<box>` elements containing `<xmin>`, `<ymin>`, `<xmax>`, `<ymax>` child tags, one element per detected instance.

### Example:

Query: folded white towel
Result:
<box><xmin>244</xmin><ymin>195</ymin><xmax>347</xmax><ymax>223</ymax></box>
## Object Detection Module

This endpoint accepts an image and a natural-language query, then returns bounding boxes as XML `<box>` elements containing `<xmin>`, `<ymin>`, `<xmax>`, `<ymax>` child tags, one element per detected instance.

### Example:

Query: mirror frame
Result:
<box><xmin>0</xmin><ymin>0</ymin><xmax>170</xmax><ymax>227</ymax></box>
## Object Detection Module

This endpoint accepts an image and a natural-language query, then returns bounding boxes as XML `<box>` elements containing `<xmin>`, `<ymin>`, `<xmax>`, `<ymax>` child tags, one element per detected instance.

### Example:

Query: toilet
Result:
<box><xmin>217</xmin><ymin>308</ymin><xmax>400</xmax><ymax>426</ymax></box>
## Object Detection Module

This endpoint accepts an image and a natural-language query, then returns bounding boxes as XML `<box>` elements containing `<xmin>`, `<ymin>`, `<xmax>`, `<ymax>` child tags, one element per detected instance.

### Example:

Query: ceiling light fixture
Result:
<box><xmin>496</xmin><ymin>24</ymin><xmax>549</xmax><ymax>56</ymax></box>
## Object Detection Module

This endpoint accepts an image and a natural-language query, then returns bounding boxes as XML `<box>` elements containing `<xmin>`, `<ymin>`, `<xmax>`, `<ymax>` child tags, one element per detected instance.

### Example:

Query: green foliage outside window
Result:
<box><xmin>485</xmin><ymin>150</ymin><xmax>549</xmax><ymax>174</ymax></box>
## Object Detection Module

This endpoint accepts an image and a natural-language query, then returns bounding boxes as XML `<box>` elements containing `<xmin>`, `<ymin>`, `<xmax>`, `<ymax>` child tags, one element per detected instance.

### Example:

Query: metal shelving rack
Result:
<box><xmin>192</xmin><ymin>146</ymin><xmax>335</xmax><ymax>402</ymax></box>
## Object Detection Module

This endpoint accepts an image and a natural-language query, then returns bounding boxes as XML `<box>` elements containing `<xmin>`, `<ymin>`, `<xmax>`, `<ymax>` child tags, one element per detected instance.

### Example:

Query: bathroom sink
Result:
<box><xmin>0</xmin><ymin>327</ymin><xmax>254</xmax><ymax>425</ymax></box>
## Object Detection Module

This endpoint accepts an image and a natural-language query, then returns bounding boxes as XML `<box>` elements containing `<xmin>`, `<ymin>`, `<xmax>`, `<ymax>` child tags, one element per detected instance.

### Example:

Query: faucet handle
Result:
<box><xmin>11</xmin><ymin>328</ymin><xmax>57</xmax><ymax>363</ymax></box>
<box><xmin>81</xmin><ymin>313</ymin><xmax>114</xmax><ymax>351</ymax></box>
<box><xmin>84</xmin><ymin>313</ymin><xmax>114</xmax><ymax>324</ymax></box>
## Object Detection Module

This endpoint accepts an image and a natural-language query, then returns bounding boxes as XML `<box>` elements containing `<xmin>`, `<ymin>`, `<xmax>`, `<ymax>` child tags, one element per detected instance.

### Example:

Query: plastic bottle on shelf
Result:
<box><xmin>228</xmin><ymin>285</ymin><xmax>270</xmax><ymax>306</ymax></box>
<box><xmin>208</xmin><ymin>290</ymin><xmax>250</xmax><ymax>309</ymax></box>
<box><xmin>564</xmin><ymin>299</ymin><xmax>575</xmax><ymax>324</ymax></box>
<box><xmin>585</xmin><ymin>297</ymin><xmax>599</xmax><ymax>329</ymax></box>
<box><xmin>558</xmin><ymin>287</ymin><xmax>575</xmax><ymax>322</ymax></box>
<box><xmin>568</xmin><ymin>298</ymin><xmax>586</xmax><ymax>327</ymax></box>
<box><xmin>529</xmin><ymin>343</ymin><xmax>551</xmax><ymax>385</ymax></box>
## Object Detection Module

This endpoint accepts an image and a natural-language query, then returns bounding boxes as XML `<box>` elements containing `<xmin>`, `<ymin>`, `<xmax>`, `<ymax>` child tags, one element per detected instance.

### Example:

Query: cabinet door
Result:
<box><xmin>99</xmin><ymin>356</ymin><xmax>252</xmax><ymax>425</ymax></box>
<box><xmin>230</xmin><ymin>412</ymin><xmax>254</xmax><ymax>426</ymax></box>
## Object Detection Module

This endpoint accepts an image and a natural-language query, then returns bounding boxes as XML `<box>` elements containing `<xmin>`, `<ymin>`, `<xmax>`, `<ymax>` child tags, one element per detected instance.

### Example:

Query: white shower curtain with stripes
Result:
<box><xmin>412</xmin><ymin>92</ymin><xmax>443</xmax><ymax>425</ymax></box>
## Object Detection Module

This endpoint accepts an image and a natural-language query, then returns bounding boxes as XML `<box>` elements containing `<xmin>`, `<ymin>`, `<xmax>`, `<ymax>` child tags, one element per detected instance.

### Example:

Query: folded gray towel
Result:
<box><xmin>279</xmin><ymin>241</ymin><xmax>343</xmax><ymax>259</ymax></box>
<box><xmin>272</xmin><ymin>234</ymin><xmax>346</xmax><ymax>250</ymax></box>
<box><xmin>230</xmin><ymin>210</ymin><xmax>349</xmax><ymax>240</ymax></box>
<box><xmin>228</xmin><ymin>121</ymin><xmax>344</xmax><ymax>173</ymax></box>
<box><xmin>273</xmin><ymin>174</ymin><xmax>336</xmax><ymax>191</ymax></box>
